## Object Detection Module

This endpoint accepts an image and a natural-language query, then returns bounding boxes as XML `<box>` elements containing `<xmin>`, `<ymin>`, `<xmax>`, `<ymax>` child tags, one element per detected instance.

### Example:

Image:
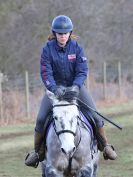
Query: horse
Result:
<box><xmin>41</xmin><ymin>88</ymin><xmax>100</xmax><ymax>177</ymax></box>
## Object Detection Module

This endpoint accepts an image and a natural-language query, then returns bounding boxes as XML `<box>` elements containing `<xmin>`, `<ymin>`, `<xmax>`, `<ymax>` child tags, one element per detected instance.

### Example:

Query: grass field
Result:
<box><xmin>0</xmin><ymin>101</ymin><xmax>133</xmax><ymax>177</ymax></box>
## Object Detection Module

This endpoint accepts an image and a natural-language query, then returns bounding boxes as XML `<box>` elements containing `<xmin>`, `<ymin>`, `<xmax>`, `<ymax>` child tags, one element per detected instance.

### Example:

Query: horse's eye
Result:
<box><xmin>54</xmin><ymin>116</ymin><xmax>58</xmax><ymax>120</ymax></box>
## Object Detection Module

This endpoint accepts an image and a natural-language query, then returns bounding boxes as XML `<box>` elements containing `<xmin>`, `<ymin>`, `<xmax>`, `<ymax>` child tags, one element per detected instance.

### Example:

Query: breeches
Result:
<box><xmin>35</xmin><ymin>85</ymin><xmax>104</xmax><ymax>134</ymax></box>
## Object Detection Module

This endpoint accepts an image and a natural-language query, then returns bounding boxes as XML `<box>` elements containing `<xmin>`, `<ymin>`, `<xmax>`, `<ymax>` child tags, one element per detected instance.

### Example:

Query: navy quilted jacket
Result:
<box><xmin>40</xmin><ymin>38</ymin><xmax>88</xmax><ymax>92</ymax></box>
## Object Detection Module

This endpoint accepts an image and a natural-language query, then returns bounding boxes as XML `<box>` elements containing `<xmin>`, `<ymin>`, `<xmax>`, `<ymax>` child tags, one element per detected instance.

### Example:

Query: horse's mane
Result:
<box><xmin>59</xmin><ymin>90</ymin><xmax>78</xmax><ymax>103</ymax></box>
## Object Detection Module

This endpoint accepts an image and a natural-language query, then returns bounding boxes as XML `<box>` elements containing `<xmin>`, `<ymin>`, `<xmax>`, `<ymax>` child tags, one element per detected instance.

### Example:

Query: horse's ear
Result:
<box><xmin>46</xmin><ymin>90</ymin><xmax>58</xmax><ymax>104</ymax></box>
<box><xmin>46</xmin><ymin>90</ymin><xmax>55</xmax><ymax>100</ymax></box>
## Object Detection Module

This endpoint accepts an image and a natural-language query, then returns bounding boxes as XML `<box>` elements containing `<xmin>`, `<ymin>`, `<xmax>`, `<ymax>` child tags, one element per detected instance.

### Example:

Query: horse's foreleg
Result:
<box><xmin>77</xmin><ymin>164</ymin><xmax>93</xmax><ymax>177</ymax></box>
<box><xmin>45</xmin><ymin>164</ymin><xmax>59</xmax><ymax>177</ymax></box>
<box><xmin>44</xmin><ymin>163</ymin><xmax>64</xmax><ymax>177</ymax></box>
<box><xmin>92</xmin><ymin>163</ymin><xmax>98</xmax><ymax>177</ymax></box>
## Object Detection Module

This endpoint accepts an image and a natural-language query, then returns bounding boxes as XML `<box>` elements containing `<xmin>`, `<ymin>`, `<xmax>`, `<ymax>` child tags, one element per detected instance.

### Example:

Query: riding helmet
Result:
<box><xmin>51</xmin><ymin>15</ymin><xmax>73</xmax><ymax>33</ymax></box>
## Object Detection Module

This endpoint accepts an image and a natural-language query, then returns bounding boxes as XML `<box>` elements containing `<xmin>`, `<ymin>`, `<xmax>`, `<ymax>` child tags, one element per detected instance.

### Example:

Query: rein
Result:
<box><xmin>67</xmin><ymin>121</ymin><xmax>82</xmax><ymax>173</ymax></box>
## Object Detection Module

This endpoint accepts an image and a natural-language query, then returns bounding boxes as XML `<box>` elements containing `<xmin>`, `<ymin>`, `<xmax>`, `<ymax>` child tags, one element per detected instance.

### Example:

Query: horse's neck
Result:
<box><xmin>76</xmin><ymin>115</ymin><xmax>93</xmax><ymax>143</ymax></box>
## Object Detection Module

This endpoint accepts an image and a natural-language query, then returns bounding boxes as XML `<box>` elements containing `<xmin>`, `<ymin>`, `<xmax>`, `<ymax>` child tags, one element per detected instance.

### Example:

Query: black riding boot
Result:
<box><xmin>25</xmin><ymin>131</ymin><xmax>46</xmax><ymax>168</ymax></box>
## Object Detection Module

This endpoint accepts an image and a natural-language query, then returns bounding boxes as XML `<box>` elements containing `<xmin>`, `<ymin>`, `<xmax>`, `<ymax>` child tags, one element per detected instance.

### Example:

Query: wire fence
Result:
<box><xmin>0</xmin><ymin>62</ymin><xmax>133</xmax><ymax>124</ymax></box>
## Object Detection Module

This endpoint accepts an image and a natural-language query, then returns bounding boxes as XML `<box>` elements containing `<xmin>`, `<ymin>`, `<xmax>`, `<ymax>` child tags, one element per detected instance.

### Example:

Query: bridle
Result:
<box><xmin>53</xmin><ymin>103</ymin><xmax>82</xmax><ymax>152</ymax></box>
<box><xmin>53</xmin><ymin>103</ymin><xmax>77</xmax><ymax>108</ymax></box>
<box><xmin>53</xmin><ymin>103</ymin><xmax>82</xmax><ymax>172</ymax></box>
<box><xmin>56</xmin><ymin>129</ymin><xmax>76</xmax><ymax>137</ymax></box>
<box><xmin>53</xmin><ymin>103</ymin><xmax>78</xmax><ymax>137</ymax></box>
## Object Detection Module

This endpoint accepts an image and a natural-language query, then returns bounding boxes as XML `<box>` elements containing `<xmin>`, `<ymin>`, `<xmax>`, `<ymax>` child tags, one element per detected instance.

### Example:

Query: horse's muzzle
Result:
<box><xmin>61</xmin><ymin>146</ymin><xmax>76</xmax><ymax>157</ymax></box>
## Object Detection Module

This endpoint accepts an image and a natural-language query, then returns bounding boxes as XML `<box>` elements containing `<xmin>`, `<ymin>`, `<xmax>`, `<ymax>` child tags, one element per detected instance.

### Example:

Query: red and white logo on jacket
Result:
<box><xmin>68</xmin><ymin>54</ymin><xmax>76</xmax><ymax>60</ymax></box>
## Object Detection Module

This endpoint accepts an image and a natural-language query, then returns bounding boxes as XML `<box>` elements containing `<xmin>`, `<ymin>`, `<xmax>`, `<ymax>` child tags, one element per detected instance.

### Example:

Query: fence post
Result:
<box><xmin>25</xmin><ymin>71</ymin><xmax>30</xmax><ymax>118</ymax></box>
<box><xmin>118</xmin><ymin>61</ymin><xmax>122</xmax><ymax>98</ymax></box>
<box><xmin>0</xmin><ymin>72</ymin><xmax>3</xmax><ymax>121</ymax></box>
<box><xmin>103</xmin><ymin>62</ymin><xmax>107</xmax><ymax>99</ymax></box>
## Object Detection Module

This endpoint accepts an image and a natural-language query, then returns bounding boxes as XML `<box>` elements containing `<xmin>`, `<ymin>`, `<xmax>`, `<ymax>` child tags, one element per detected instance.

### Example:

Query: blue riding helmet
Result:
<box><xmin>52</xmin><ymin>15</ymin><xmax>73</xmax><ymax>33</ymax></box>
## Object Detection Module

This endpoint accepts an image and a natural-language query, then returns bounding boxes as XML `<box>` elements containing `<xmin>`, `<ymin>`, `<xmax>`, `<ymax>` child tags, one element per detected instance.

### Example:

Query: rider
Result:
<box><xmin>25</xmin><ymin>15</ymin><xmax>117</xmax><ymax>167</ymax></box>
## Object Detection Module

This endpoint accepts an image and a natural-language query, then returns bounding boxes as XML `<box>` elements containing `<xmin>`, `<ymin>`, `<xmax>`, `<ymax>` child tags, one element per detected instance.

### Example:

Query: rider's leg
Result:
<box><xmin>25</xmin><ymin>94</ymin><xmax>52</xmax><ymax>167</ymax></box>
<box><xmin>79</xmin><ymin>85</ymin><xmax>117</xmax><ymax>160</ymax></box>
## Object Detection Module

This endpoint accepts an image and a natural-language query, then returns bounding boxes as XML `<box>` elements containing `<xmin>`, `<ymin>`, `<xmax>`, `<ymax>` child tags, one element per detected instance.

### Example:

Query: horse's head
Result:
<box><xmin>47</xmin><ymin>88</ymin><xmax>79</xmax><ymax>158</ymax></box>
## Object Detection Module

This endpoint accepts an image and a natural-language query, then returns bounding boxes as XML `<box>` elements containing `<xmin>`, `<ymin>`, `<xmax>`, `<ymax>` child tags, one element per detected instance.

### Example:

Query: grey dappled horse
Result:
<box><xmin>41</xmin><ymin>89</ymin><xmax>100</xmax><ymax>177</ymax></box>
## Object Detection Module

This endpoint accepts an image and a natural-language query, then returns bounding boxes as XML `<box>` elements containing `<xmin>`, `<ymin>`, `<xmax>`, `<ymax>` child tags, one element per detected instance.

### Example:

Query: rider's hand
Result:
<box><xmin>71</xmin><ymin>85</ymin><xmax>80</xmax><ymax>96</ymax></box>
<box><xmin>54</xmin><ymin>86</ymin><xmax>66</xmax><ymax>98</ymax></box>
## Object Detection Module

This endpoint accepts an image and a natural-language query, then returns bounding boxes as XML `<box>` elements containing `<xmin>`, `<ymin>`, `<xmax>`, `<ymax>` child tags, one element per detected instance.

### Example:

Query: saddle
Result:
<box><xmin>79</xmin><ymin>106</ymin><xmax>97</xmax><ymax>136</ymax></box>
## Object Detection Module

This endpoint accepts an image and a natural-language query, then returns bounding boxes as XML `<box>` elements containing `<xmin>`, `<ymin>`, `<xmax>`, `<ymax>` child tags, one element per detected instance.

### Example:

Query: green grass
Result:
<box><xmin>100</xmin><ymin>100</ymin><xmax>133</xmax><ymax>115</ymax></box>
<box><xmin>0</xmin><ymin>147</ymin><xmax>40</xmax><ymax>177</ymax></box>
<box><xmin>0</xmin><ymin>135</ymin><xmax>39</xmax><ymax>177</ymax></box>
<box><xmin>0</xmin><ymin>101</ymin><xmax>133</xmax><ymax>177</ymax></box>
<box><xmin>98</xmin><ymin>115</ymin><xmax>133</xmax><ymax>177</ymax></box>
<box><xmin>0</xmin><ymin>123</ymin><xmax>34</xmax><ymax>135</ymax></box>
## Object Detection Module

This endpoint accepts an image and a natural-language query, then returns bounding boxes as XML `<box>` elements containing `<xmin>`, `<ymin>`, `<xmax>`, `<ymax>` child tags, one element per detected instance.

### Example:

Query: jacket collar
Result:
<box><xmin>55</xmin><ymin>39</ymin><xmax>71</xmax><ymax>52</ymax></box>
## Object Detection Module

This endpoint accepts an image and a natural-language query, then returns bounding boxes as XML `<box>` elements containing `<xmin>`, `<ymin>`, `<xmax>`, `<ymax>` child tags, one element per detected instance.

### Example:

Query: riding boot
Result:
<box><xmin>37</xmin><ymin>140</ymin><xmax>46</xmax><ymax>162</ymax></box>
<box><xmin>96</xmin><ymin>127</ymin><xmax>117</xmax><ymax>160</ymax></box>
<box><xmin>25</xmin><ymin>131</ymin><xmax>46</xmax><ymax>168</ymax></box>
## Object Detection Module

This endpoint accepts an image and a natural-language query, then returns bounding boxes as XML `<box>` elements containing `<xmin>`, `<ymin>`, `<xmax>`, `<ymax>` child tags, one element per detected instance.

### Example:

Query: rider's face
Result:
<box><xmin>55</xmin><ymin>32</ymin><xmax>70</xmax><ymax>46</ymax></box>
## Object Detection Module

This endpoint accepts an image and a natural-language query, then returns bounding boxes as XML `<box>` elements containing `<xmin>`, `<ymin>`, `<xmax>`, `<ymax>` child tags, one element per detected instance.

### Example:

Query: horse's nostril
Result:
<box><xmin>61</xmin><ymin>147</ymin><xmax>76</xmax><ymax>155</ymax></box>
<box><xmin>61</xmin><ymin>148</ymin><xmax>67</xmax><ymax>155</ymax></box>
<box><xmin>73</xmin><ymin>147</ymin><xmax>76</xmax><ymax>152</ymax></box>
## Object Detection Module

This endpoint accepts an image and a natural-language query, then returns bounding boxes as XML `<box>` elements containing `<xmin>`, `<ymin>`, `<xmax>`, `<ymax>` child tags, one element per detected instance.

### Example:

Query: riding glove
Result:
<box><xmin>71</xmin><ymin>85</ymin><xmax>80</xmax><ymax>96</ymax></box>
<box><xmin>53</xmin><ymin>86</ymin><xmax>66</xmax><ymax>98</ymax></box>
